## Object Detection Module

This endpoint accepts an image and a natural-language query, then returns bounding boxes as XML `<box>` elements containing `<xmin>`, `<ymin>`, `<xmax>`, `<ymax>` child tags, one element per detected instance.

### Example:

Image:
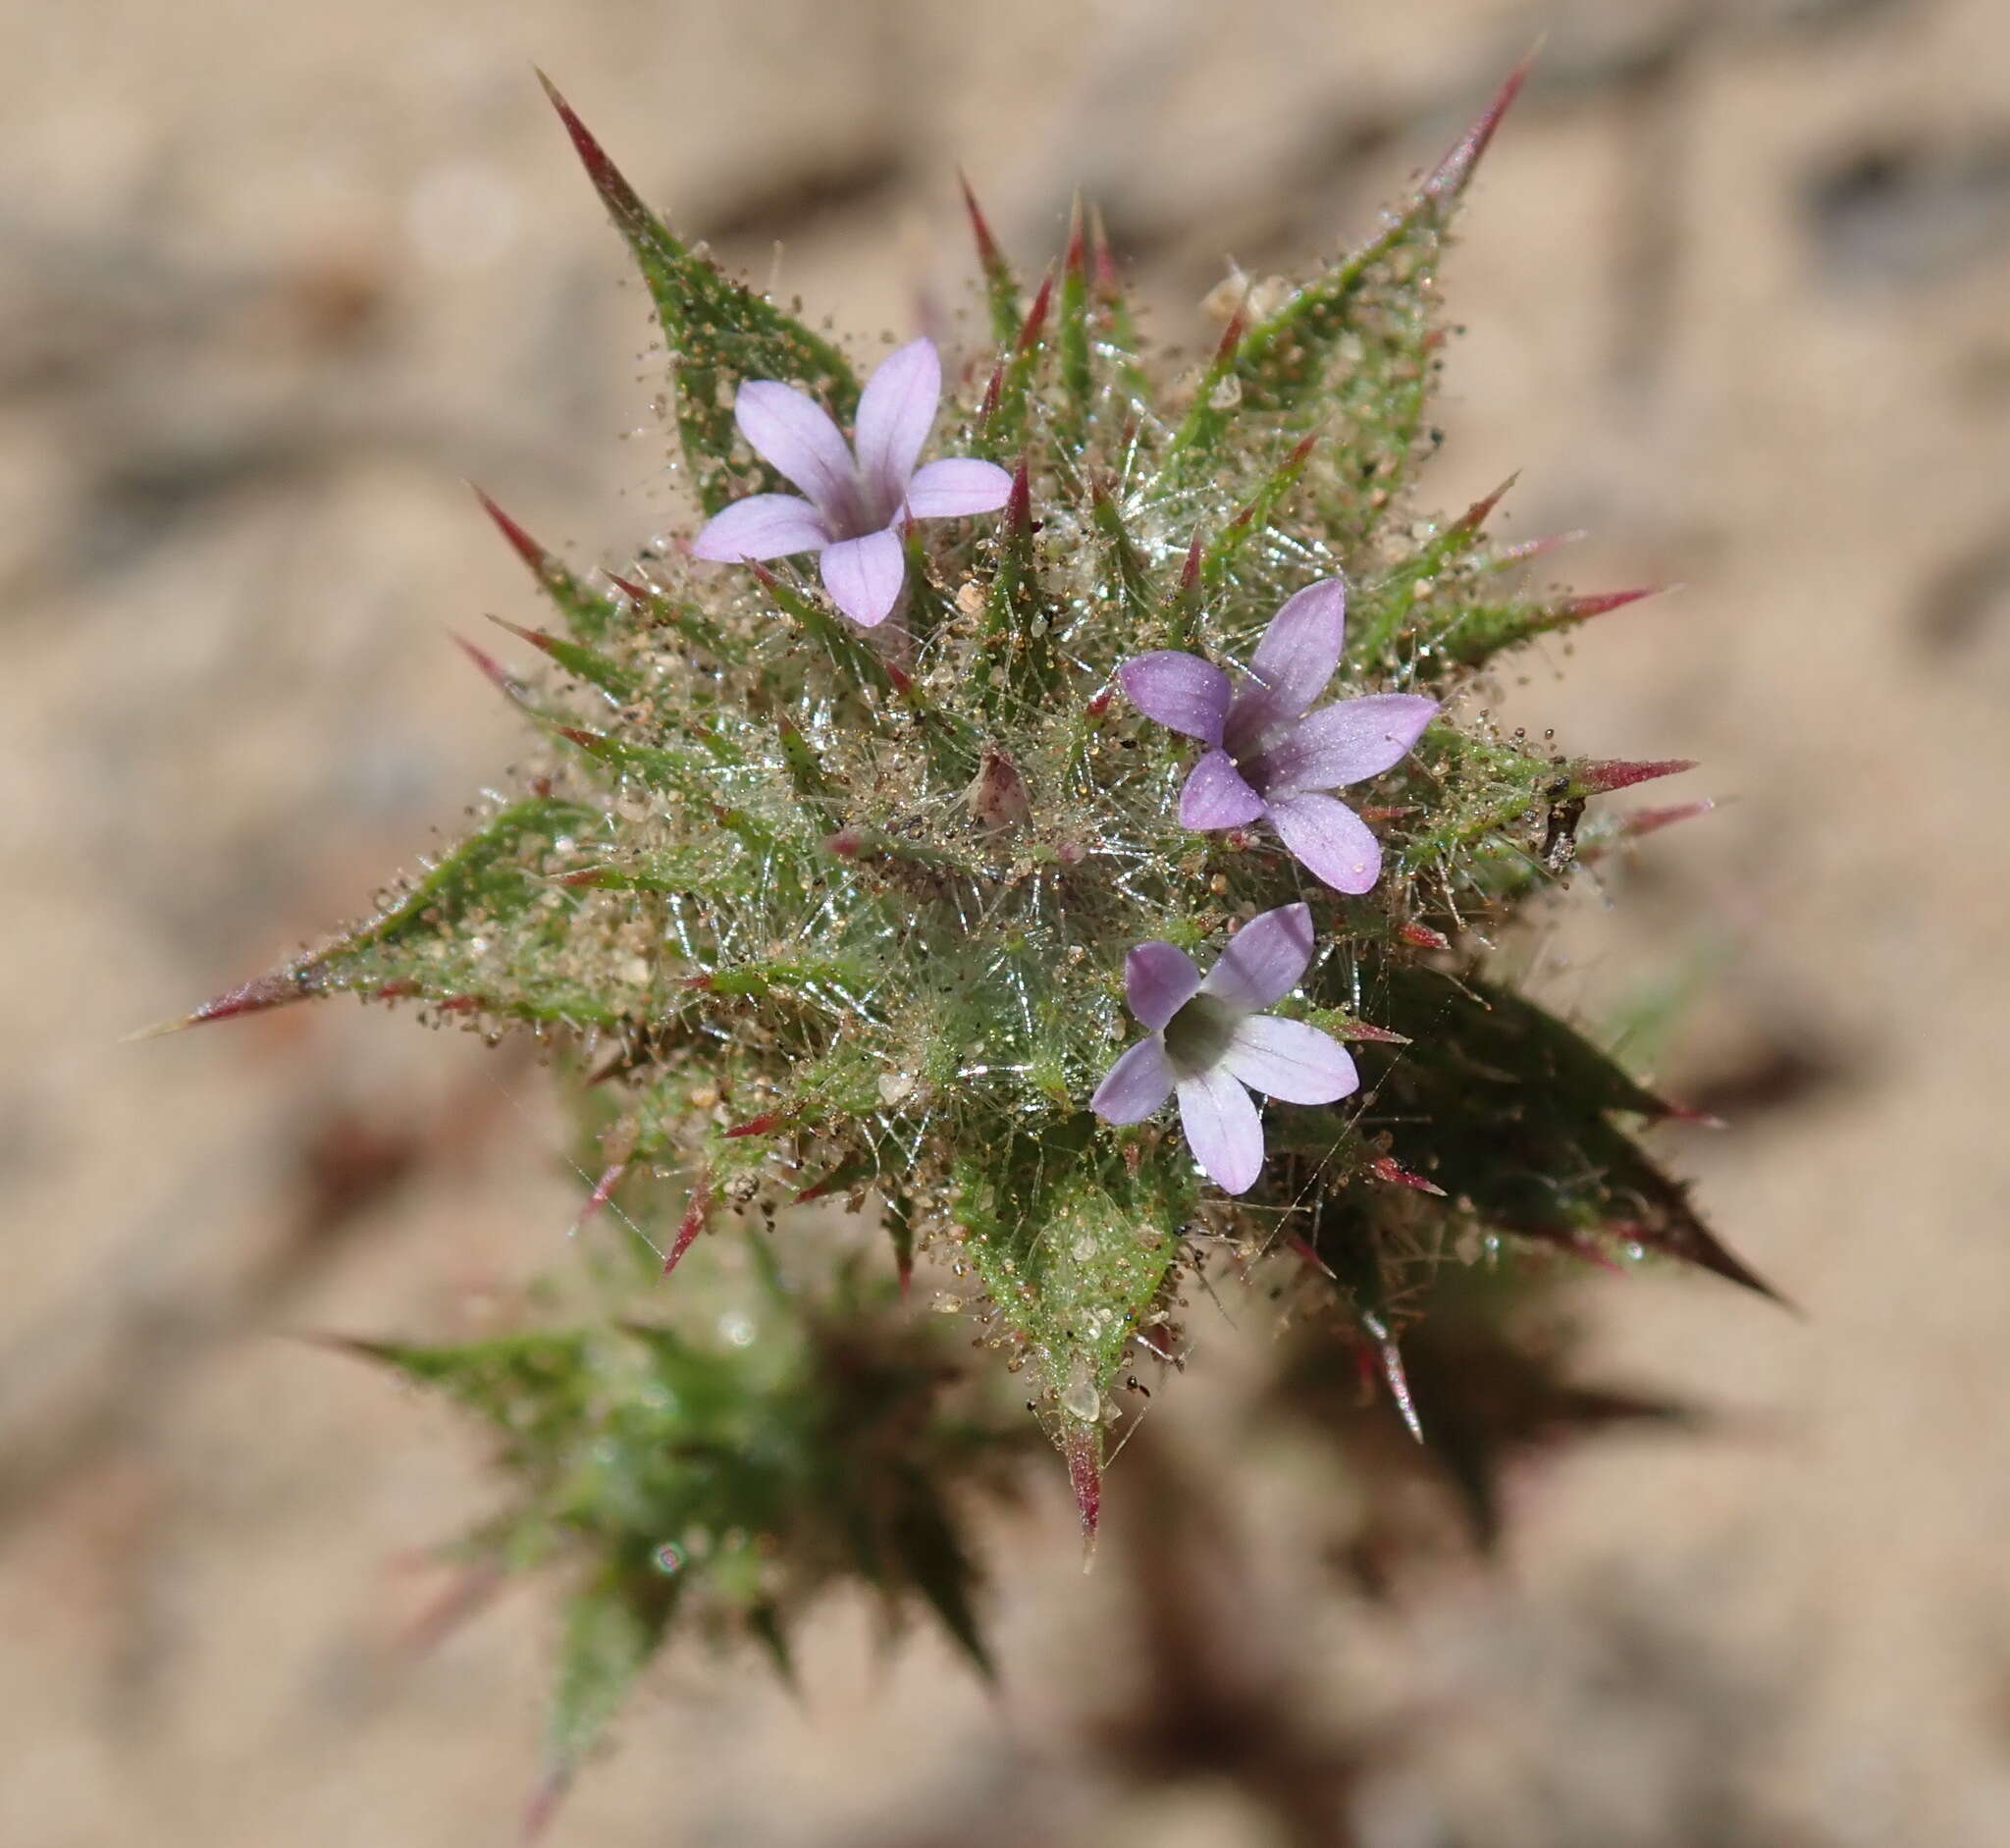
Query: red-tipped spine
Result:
<box><xmin>1064</xmin><ymin>1426</ymin><xmax>1102</xmax><ymax>1556</ymax></box>
<box><xmin>1332</xmin><ymin>1018</ymin><xmax>1409</xmax><ymax>1045</ymax></box>
<box><xmin>1064</xmin><ymin>190</ymin><xmax>1086</xmax><ymax>281</ymax></box>
<box><xmin>1552</xmin><ymin>586</ymin><xmax>1660</xmax><ymax>622</ymax></box>
<box><xmin>1451</xmin><ymin>472</ymin><xmax>1520</xmax><ymax>539</ymax></box>
<box><xmin>1005</xmin><ymin>455</ymin><xmax>1033</xmax><ymax>533</ymax></box>
<box><xmin>536</xmin><ymin>71</ymin><xmax>653</xmax><ymax>237</ymax></box>
<box><xmin>660</xmin><ymin>1183</ymin><xmax>711</xmax><ymax>1278</ymax></box>
<box><xmin>1618</xmin><ymin>797</ymin><xmax>1717</xmax><ymax>840</ymax></box>
<box><xmin>957</xmin><ymin>169</ymin><xmax>1011</xmax><ymax>290</ymax></box>
<box><xmin>1088</xmin><ymin>203</ymin><xmax>1123</xmax><ymax>305</ymax></box>
<box><xmin>471</xmin><ymin>485</ymin><xmax>553</xmax><ymax>578</ymax></box>
<box><xmin>1369</xmin><ymin>1153</ymin><xmax>1447</xmax><ymax>1196</ymax></box>
<box><xmin>451</xmin><ymin>632</ymin><xmax>531</xmax><ymax>704</ymax></box>
<box><xmin>177</xmin><ymin>969</ymin><xmax>314</xmax><ymax>1030</ymax></box>
<box><xmin>522</xmin><ymin>1765</ymin><xmax>570</xmax><ymax>1844</ymax></box>
<box><xmin>1605</xmin><ymin>1219</ymin><xmax>1788</xmax><ymax>1307</ymax></box>
<box><xmin>1209</xmin><ymin>304</ymin><xmax>1248</xmax><ymax>372</ymax></box>
<box><xmin>1286</xmin><ymin>1232</ymin><xmax>1335</xmax><ymax>1279</ymax></box>
<box><xmin>1425</xmin><ymin>47</ymin><xmax>1537</xmax><ymax>200</ymax></box>
<box><xmin>567</xmin><ymin>1159</ymin><xmax>629</xmax><ymax>1239</ymax></box>
<box><xmin>722</xmin><ymin>1110</ymin><xmax>785</xmax><ymax>1139</ymax></box>
<box><xmin>1375</xmin><ymin>1336</ymin><xmax>1425</xmax><ymax>1444</ymax></box>
<box><xmin>398</xmin><ymin>1562</ymin><xmax>505</xmax><ymax>1659</ymax></box>
<box><xmin>795</xmin><ymin>1157</ymin><xmax>873</xmax><ymax>1204</ymax></box>
<box><xmin>1016</xmin><ymin>270</ymin><xmax>1055</xmax><ymax>354</ymax></box>
<box><xmin>1490</xmin><ymin>529</ymin><xmax>1586</xmax><ymax>567</ymax></box>
<box><xmin>1220</xmin><ymin>432</ymin><xmax>1316</xmax><ymax>546</ymax></box>
<box><xmin>978</xmin><ymin>360</ymin><xmax>1005</xmax><ymax>425</ymax></box>
<box><xmin>484</xmin><ymin>613</ymin><xmax>578</xmax><ymax>666</ymax></box>
<box><xmin>1573</xmin><ymin>758</ymin><xmax>1697</xmax><ymax>796</ymax></box>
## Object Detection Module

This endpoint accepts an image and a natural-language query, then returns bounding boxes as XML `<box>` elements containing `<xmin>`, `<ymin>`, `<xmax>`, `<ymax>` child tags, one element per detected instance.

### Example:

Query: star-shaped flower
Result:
<box><xmin>689</xmin><ymin>336</ymin><xmax>1012</xmax><ymax>628</ymax></box>
<box><xmin>1118</xmin><ymin>578</ymin><xmax>1437</xmax><ymax>892</ymax></box>
<box><xmin>1090</xmin><ymin>903</ymin><xmax>1357</xmax><ymax>1195</ymax></box>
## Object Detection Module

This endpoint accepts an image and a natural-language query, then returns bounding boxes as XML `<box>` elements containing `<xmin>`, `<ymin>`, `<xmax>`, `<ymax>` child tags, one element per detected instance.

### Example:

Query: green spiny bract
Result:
<box><xmin>181</xmin><ymin>56</ymin><xmax>1768</xmax><ymax>1794</ymax></box>
<box><xmin>336</xmin><ymin>1239</ymin><xmax>1025</xmax><ymax>1822</ymax></box>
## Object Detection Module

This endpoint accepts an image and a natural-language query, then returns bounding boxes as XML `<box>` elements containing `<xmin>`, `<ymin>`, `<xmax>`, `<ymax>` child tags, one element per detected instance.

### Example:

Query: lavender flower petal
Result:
<box><xmin>902</xmin><ymin>456</ymin><xmax>1014</xmax><ymax>519</ymax></box>
<box><xmin>1266</xmin><ymin>791</ymin><xmax>1382</xmax><ymax>894</ymax></box>
<box><xmin>819</xmin><ymin>528</ymin><xmax>908</xmax><ymax>628</ymax></box>
<box><xmin>690</xmin><ymin>493</ymin><xmax>831</xmax><ymax>562</ymax></box>
<box><xmin>1179</xmin><ymin>750</ymin><xmax>1267</xmax><ymax>829</ymax></box>
<box><xmin>735</xmin><ymin>381</ymin><xmax>863</xmax><ymax>528</ymax></box>
<box><xmin>1219</xmin><ymin>682</ymin><xmax>1288</xmax><ymax>763</ymax></box>
<box><xmin>1247</xmin><ymin>577</ymin><xmax>1348</xmax><ymax>716</ymax></box>
<box><xmin>1199</xmin><ymin>902</ymin><xmax>1315</xmax><ymax>1013</ymax></box>
<box><xmin>1091</xmin><ymin>1035</ymin><xmax>1177</xmax><ymax>1124</ymax></box>
<box><xmin>1174</xmin><ymin>1066</ymin><xmax>1265</xmax><ymax>1194</ymax></box>
<box><xmin>1270</xmin><ymin>693</ymin><xmax>1437</xmax><ymax>793</ymax></box>
<box><xmin>1118</xmin><ymin>652</ymin><xmax>1232</xmax><ymax>744</ymax></box>
<box><xmin>1220</xmin><ymin>1015</ymin><xmax>1358</xmax><ymax>1105</ymax></box>
<box><xmin>853</xmin><ymin>337</ymin><xmax>941</xmax><ymax>516</ymax></box>
<box><xmin>1124</xmin><ymin>940</ymin><xmax>1203</xmax><ymax>1030</ymax></box>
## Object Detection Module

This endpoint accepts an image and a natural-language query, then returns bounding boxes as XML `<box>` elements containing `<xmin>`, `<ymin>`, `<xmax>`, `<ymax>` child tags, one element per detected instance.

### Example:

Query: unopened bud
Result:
<box><xmin>967</xmin><ymin>748</ymin><xmax>1031</xmax><ymax>832</ymax></box>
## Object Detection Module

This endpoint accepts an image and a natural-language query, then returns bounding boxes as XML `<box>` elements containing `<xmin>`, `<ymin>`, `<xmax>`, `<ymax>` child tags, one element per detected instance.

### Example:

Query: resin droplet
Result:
<box><xmin>1060</xmin><ymin>1360</ymin><xmax>1101</xmax><ymax>1423</ymax></box>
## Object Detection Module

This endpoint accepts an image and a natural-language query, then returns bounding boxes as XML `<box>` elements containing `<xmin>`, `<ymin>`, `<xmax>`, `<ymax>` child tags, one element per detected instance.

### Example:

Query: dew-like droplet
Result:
<box><xmin>654</xmin><ymin>1542</ymin><xmax>685</xmax><ymax>1575</ymax></box>
<box><xmin>1060</xmin><ymin>1358</ymin><xmax>1101</xmax><ymax>1423</ymax></box>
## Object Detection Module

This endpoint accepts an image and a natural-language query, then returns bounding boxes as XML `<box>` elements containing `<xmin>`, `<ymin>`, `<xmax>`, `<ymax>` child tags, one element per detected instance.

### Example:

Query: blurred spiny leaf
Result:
<box><xmin>545</xmin><ymin>1558</ymin><xmax>679</xmax><ymax>1794</ymax></box>
<box><xmin>336</xmin><ymin>1253</ymin><xmax>1027</xmax><ymax>1800</ymax></box>
<box><xmin>1274</xmin><ymin>1266</ymin><xmax>1694</xmax><ymax>1555</ymax></box>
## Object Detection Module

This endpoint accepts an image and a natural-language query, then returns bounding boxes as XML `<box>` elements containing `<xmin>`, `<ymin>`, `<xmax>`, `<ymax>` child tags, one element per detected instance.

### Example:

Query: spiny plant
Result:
<box><xmin>167</xmin><ymin>54</ymin><xmax>1772</xmax><ymax>1812</ymax></box>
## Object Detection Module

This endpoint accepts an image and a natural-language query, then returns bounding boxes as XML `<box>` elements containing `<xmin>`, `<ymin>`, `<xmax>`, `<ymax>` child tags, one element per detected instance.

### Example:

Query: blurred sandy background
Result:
<box><xmin>5</xmin><ymin>0</ymin><xmax>2010</xmax><ymax>1843</ymax></box>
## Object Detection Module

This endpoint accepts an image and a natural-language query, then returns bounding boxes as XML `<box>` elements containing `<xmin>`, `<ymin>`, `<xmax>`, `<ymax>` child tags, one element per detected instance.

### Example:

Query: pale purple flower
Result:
<box><xmin>1090</xmin><ymin>903</ymin><xmax>1357</xmax><ymax>1195</ymax></box>
<box><xmin>1118</xmin><ymin>579</ymin><xmax>1437</xmax><ymax>893</ymax></box>
<box><xmin>689</xmin><ymin>336</ymin><xmax>1012</xmax><ymax>628</ymax></box>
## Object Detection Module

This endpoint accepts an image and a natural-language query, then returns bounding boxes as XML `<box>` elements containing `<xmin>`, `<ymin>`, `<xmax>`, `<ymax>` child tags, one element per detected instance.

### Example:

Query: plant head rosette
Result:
<box><xmin>1092</xmin><ymin>904</ymin><xmax>1357</xmax><ymax>1193</ymax></box>
<box><xmin>1119</xmin><ymin>579</ymin><xmax>1438</xmax><ymax>894</ymax></box>
<box><xmin>167</xmin><ymin>59</ymin><xmax>1779</xmax><ymax>1795</ymax></box>
<box><xmin>690</xmin><ymin>336</ymin><xmax>1012</xmax><ymax>626</ymax></box>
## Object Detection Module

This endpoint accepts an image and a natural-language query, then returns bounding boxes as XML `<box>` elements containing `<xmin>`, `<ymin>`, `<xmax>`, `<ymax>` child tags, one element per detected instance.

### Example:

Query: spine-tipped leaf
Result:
<box><xmin>540</xmin><ymin>75</ymin><xmax>859</xmax><ymax>514</ymax></box>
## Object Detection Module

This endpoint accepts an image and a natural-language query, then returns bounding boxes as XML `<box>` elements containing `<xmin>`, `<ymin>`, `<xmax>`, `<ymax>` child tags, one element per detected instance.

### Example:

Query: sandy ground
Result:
<box><xmin>5</xmin><ymin>1</ymin><xmax>2010</xmax><ymax>1843</ymax></box>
